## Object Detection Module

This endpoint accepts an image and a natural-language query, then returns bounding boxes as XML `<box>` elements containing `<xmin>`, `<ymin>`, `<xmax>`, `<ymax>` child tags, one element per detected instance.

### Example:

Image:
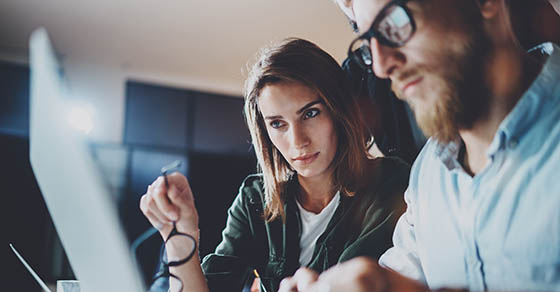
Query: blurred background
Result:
<box><xmin>0</xmin><ymin>0</ymin><xmax>354</xmax><ymax>290</ymax></box>
<box><xmin>1</xmin><ymin>0</ymin><xmax>559</xmax><ymax>291</ymax></box>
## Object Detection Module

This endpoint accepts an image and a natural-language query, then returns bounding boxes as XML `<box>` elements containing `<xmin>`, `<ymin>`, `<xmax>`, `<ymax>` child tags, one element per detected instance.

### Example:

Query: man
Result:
<box><xmin>279</xmin><ymin>0</ymin><xmax>560</xmax><ymax>291</ymax></box>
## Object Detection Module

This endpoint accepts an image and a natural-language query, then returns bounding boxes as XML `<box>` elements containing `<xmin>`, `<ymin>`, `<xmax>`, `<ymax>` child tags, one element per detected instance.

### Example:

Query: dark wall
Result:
<box><xmin>510</xmin><ymin>0</ymin><xmax>560</xmax><ymax>49</ymax></box>
<box><xmin>0</xmin><ymin>61</ymin><xmax>30</xmax><ymax>137</ymax></box>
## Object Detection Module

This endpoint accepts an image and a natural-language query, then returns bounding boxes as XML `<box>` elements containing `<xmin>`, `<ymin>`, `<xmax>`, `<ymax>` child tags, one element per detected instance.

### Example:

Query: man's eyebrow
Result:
<box><xmin>263</xmin><ymin>99</ymin><xmax>323</xmax><ymax>120</ymax></box>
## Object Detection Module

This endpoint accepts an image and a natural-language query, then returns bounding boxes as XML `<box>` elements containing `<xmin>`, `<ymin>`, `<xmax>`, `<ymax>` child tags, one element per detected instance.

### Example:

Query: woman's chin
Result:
<box><xmin>295</xmin><ymin>167</ymin><xmax>327</xmax><ymax>180</ymax></box>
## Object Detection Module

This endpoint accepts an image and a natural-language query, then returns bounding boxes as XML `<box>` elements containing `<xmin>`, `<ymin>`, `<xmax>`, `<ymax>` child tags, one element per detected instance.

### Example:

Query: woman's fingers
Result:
<box><xmin>140</xmin><ymin>194</ymin><xmax>171</xmax><ymax>232</ymax></box>
<box><xmin>167</xmin><ymin>181</ymin><xmax>193</xmax><ymax>209</ymax></box>
<box><xmin>145</xmin><ymin>193</ymin><xmax>174</xmax><ymax>223</ymax></box>
<box><xmin>166</xmin><ymin>172</ymin><xmax>195</xmax><ymax>203</ymax></box>
<box><xmin>152</xmin><ymin>178</ymin><xmax>180</xmax><ymax>221</ymax></box>
<box><xmin>168</xmin><ymin>184</ymin><xmax>200</xmax><ymax>234</ymax></box>
<box><xmin>139</xmin><ymin>173</ymin><xmax>200</xmax><ymax>235</ymax></box>
<box><xmin>144</xmin><ymin>210</ymin><xmax>166</xmax><ymax>230</ymax></box>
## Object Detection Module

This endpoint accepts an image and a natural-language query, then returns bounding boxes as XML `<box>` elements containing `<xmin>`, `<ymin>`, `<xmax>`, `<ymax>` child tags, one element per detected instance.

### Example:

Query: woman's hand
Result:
<box><xmin>140</xmin><ymin>172</ymin><xmax>200</xmax><ymax>241</ymax></box>
<box><xmin>140</xmin><ymin>173</ymin><xmax>209</xmax><ymax>292</ymax></box>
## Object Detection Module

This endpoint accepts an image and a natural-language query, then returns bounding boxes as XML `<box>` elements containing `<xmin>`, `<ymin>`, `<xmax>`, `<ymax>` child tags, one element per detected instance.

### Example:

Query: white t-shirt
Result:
<box><xmin>296</xmin><ymin>192</ymin><xmax>340</xmax><ymax>266</ymax></box>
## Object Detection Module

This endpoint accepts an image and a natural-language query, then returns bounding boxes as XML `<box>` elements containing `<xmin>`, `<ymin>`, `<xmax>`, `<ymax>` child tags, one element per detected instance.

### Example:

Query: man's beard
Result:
<box><xmin>397</xmin><ymin>29</ymin><xmax>491</xmax><ymax>144</ymax></box>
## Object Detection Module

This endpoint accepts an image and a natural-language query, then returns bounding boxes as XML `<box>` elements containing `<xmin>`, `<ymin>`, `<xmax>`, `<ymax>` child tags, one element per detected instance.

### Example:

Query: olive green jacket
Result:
<box><xmin>201</xmin><ymin>157</ymin><xmax>410</xmax><ymax>292</ymax></box>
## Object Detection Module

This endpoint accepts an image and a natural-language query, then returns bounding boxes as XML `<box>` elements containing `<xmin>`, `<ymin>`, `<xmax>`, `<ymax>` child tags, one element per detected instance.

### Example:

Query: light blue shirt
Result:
<box><xmin>379</xmin><ymin>43</ymin><xmax>560</xmax><ymax>292</ymax></box>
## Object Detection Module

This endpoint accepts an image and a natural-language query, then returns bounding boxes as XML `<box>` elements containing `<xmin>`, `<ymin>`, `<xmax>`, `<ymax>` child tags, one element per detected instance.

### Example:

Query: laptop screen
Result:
<box><xmin>29</xmin><ymin>28</ymin><xmax>146</xmax><ymax>292</ymax></box>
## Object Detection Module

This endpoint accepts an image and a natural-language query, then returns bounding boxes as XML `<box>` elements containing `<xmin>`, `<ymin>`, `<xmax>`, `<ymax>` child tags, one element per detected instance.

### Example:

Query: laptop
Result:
<box><xmin>29</xmin><ymin>28</ymin><xmax>145</xmax><ymax>292</ymax></box>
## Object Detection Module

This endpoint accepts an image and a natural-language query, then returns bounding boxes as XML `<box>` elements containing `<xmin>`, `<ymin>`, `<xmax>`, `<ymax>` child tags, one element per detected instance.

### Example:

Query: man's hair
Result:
<box><xmin>244</xmin><ymin>38</ymin><xmax>369</xmax><ymax>222</ymax></box>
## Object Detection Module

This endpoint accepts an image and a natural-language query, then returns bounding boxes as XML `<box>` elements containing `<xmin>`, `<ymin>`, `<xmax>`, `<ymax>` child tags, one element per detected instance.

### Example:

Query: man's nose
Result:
<box><xmin>370</xmin><ymin>38</ymin><xmax>405</xmax><ymax>79</ymax></box>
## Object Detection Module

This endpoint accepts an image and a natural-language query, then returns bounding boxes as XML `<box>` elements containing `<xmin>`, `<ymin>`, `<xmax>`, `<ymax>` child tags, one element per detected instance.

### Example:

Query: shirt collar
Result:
<box><xmin>434</xmin><ymin>137</ymin><xmax>463</xmax><ymax>171</ymax></box>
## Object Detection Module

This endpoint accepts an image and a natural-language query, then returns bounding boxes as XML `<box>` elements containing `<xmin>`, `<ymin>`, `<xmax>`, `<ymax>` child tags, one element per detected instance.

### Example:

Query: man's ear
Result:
<box><xmin>476</xmin><ymin>0</ymin><xmax>502</xmax><ymax>19</ymax></box>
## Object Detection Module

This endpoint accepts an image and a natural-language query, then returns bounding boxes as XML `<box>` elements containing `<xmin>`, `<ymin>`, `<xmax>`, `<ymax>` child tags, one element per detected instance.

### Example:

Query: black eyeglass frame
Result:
<box><xmin>131</xmin><ymin>214</ymin><xmax>197</xmax><ymax>292</ymax></box>
<box><xmin>159</xmin><ymin>221</ymin><xmax>197</xmax><ymax>267</ymax></box>
<box><xmin>130</xmin><ymin>160</ymin><xmax>197</xmax><ymax>291</ymax></box>
<box><xmin>150</xmin><ymin>221</ymin><xmax>197</xmax><ymax>291</ymax></box>
<box><xmin>347</xmin><ymin>0</ymin><xmax>416</xmax><ymax>69</ymax></box>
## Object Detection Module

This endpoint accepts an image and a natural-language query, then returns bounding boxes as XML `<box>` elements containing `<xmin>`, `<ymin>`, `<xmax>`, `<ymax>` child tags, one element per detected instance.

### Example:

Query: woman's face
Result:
<box><xmin>258</xmin><ymin>82</ymin><xmax>338</xmax><ymax>180</ymax></box>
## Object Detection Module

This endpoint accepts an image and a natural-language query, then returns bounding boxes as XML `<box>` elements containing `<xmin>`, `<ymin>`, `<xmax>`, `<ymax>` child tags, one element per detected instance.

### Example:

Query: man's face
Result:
<box><xmin>351</xmin><ymin>0</ymin><xmax>491</xmax><ymax>142</ymax></box>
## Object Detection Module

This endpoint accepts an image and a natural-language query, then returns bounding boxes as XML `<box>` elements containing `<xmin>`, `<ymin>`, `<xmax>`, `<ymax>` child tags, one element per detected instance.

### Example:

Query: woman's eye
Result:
<box><xmin>270</xmin><ymin>120</ymin><xmax>285</xmax><ymax>129</ymax></box>
<box><xmin>303</xmin><ymin>109</ymin><xmax>320</xmax><ymax>120</ymax></box>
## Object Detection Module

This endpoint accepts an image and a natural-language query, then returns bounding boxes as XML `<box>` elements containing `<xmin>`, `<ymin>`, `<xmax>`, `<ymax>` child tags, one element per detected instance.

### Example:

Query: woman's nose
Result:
<box><xmin>290</xmin><ymin>125</ymin><xmax>311</xmax><ymax>150</ymax></box>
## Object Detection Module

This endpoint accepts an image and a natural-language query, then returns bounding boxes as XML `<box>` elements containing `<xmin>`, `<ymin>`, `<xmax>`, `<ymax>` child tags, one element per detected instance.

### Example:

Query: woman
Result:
<box><xmin>139</xmin><ymin>38</ymin><xmax>410</xmax><ymax>292</ymax></box>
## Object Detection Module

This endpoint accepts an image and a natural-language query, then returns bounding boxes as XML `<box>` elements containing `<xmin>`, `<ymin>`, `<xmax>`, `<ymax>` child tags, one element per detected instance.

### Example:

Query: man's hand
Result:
<box><xmin>278</xmin><ymin>268</ymin><xmax>319</xmax><ymax>292</ymax></box>
<box><xmin>550</xmin><ymin>0</ymin><xmax>560</xmax><ymax>15</ymax></box>
<box><xmin>279</xmin><ymin>257</ymin><xmax>429</xmax><ymax>292</ymax></box>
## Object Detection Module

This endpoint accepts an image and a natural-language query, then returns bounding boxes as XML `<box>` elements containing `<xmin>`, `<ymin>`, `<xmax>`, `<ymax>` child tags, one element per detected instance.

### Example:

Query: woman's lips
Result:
<box><xmin>293</xmin><ymin>152</ymin><xmax>319</xmax><ymax>165</ymax></box>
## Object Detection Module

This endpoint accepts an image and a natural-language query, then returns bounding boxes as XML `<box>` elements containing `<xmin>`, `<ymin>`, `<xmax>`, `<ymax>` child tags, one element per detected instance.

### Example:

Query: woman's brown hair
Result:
<box><xmin>244</xmin><ymin>38</ymin><xmax>369</xmax><ymax>222</ymax></box>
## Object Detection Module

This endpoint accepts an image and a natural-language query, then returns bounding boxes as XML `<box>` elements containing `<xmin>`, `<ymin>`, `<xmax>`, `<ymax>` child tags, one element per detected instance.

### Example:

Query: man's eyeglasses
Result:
<box><xmin>347</xmin><ymin>0</ymin><xmax>416</xmax><ymax>70</ymax></box>
<box><xmin>131</xmin><ymin>160</ymin><xmax>196</xmax><ymax>292</ymax></box>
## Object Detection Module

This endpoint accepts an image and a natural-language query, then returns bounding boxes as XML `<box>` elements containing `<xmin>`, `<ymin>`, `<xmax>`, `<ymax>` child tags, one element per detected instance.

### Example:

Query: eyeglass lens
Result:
<box><xmin>377</xmin><ymin>5</ymin><xmax>413</xmax><ymax>44</ymax></box>
<box><xmin>349</xmin><ymin>2</ymin><xmax>413</xmax><ymax>69</ymax></box>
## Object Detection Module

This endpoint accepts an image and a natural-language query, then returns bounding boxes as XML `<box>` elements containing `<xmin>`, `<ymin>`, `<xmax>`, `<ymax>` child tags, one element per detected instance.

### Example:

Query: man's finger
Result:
<box><xmin>278</xmin><ymin>277</ymin><xmax>297</xmax><ymax>292</ymax></box>
<box><xmin>293</xmin><ymin>268</ymin><xmax>319</xmax><ymax>291</ymax></box>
